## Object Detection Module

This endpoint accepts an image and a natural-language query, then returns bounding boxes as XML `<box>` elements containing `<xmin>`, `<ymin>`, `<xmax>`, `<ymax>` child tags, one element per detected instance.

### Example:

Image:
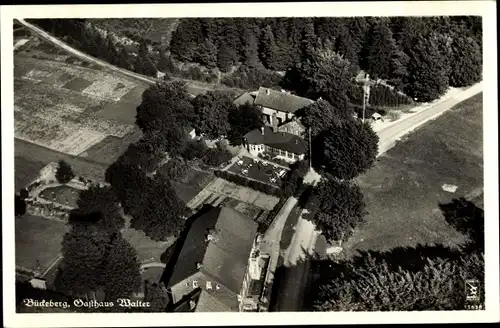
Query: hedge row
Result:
<box><xmin>214</xmin><ymin>170</ymin><xmax>283</xmax><ymax>197</ymax></box>
<box><xmin>349</xmin><ymin>83</ymin><xmax>413</xmax><ymax>108</ymax></box>
<box><xmin>257</xmin><ymin>197</ymin><xmax>288</xmax><ymax>234</ymax></box>
<box><xmin>221</xmin><ymin>65</ymin><xmax>282</xmax><ymax>89</ymax></box>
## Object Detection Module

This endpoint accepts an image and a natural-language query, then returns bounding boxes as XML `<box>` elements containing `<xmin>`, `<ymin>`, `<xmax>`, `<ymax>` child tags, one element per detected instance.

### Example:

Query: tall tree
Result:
<box><xmin>242</xmin><ymin>25</ymin><xmax>260</xmax><ymax>68</ymax></box>
<box><xmin>311</xmin><ymin>251</ymin><xmax>484</xmax><ymax>311</ymax></box>
<box><xmin>259</xmin><ymin>25</ymin><xmax>279</xmax><ymax>69</ymax></box>
<box><xmin>294</xmin><ymin>48</ymin><xmax>354</xmax><ymax>111</ymax></box>
<box><xmin>364</xmin><ymin>22</ymin><xmax>400</xmax><ymax>80</ymax></box>
<box><xmin>55</xmin><ymin>160</ymin><xmax>75</xmax><ymax>184</ymax></box>
<box><xmin>449</xmin><ymin>35</ymin><xmax>482</xmax><ymax>87</ymax></box>
<box><xmin>228</xmin><ymin>102</ymin><xmax>264</xmax><ymax>145</ymax></box>
<box><xmin>57</xmin><ymin>225</ymin><xmax>141</xmax><ymax>301</ymax></box>
<box><xmin>304</xmin><ymin>179</ymin><xmax>366</xmax><ymax>244</ymax></box>
<box><xmin>170</xmin><ymin>19</ymin><xmax>204</xmax><ymax>61</ymax></box>
<box><xmin>403</xmin><ymin>33</ymin><xmax>450</xmax><ymax>102</ymax></box>
<box><xmin>191</xmin><ymin>91</ymin><xmax>233</xmax><ymax>139</ymax></box>
<box><xmin>71</xmin><ymin>184</ymin><xmax>124</xmax><ymax>231</ymax></box>
<box><xmin>301</xmin><ymin>21</ymin><xmax>317</xmax><ymax>60</ymax></box>
<box><xmin>296</xmin><ymin>99</ymin><xmax>353</xmax><ymax>137</ymax></box>
<box><xmin>196</xmin><ymin>38</ymin><xmax>218</xmax><ymax>69</ymax></box>
<box><xmin>130</xmin><ymin>175</ymin><xmax>187</xmax><ymax>241</ymax></box>
<box><xmin>311</xmin><ymin>120</ymin><xmax>379</xmax><ymax>180</ymax></box>
<box><xmin>136</xmin><ymin>81</ymin><xmax>194</xmax><ymax>135</ymax></box>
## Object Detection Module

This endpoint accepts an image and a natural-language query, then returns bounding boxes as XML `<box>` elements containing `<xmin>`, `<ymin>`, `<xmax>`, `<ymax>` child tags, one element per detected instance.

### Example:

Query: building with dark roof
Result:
<box><xmin>243</xmin><ymin>126</ymin><xmax>308</xmax><ymax>163</ymax></box>
<box><xmin>164</xmin><ymin>205</ymin><xmax>268</xmax><ymax>312</ymax></box>
<box><xmin>234</xmin><ymin>87</ymin><xmax>313</xmax><ymax>163</ymax></box>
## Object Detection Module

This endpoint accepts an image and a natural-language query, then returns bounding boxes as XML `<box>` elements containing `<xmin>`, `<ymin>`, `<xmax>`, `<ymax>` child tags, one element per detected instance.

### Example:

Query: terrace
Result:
<box><xmin>227</xmin><ymin>156</ymin><xmax>288</xmax><ymax>187</ymax></box>
<box><xmin>38</xmin><ymin>185</ymin><xmax>82</xmax><ymax>209</ymax></box>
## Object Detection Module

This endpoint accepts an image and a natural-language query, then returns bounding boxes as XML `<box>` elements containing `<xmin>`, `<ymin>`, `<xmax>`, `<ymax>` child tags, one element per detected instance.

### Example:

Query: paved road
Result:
<box><xmin>273</xmin><ymin>82</ymin><xmax>483</xmax><ymax>311</ymax></box>
<box><xmin>377</xmin><ymin>82</ymin><xmax>483</xmax><ymax>156</ymax></box>
<box><xmin>16</xmin><ymin>19</ymin><xmax>245</xmax><ymax>97</ymax></box>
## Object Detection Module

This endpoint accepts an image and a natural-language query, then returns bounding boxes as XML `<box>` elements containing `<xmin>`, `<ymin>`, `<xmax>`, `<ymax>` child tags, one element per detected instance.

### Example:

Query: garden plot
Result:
<box><xmin>82</xmin><ymin>76</ymin><xmax>136</xmax><ymax>102</ymax></box>
<box><xmin>21</xmin><ymin>68</ymin><xmax>53</xmax><ymax>83</ymax></box>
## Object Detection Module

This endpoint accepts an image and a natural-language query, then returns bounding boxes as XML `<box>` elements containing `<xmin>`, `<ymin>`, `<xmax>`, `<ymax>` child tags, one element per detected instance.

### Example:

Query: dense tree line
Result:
<box><xmin>169</xmin><ymin>17</ymin><xmax>482</xmax><ymax>101</ymax></box>
<box><xmin>30</xmin><ymin>17</ymin><xmax>481</xmax><ymax>102</ymax></box>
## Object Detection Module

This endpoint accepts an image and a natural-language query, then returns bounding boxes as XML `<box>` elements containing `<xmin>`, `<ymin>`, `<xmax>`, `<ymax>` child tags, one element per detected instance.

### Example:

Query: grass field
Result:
<box><xmin>15</xmin><ymin>156</ymin><xmax>46</xmax><ymax>191</ymax></box>
<box><xmin>38</xmin><ymin>185</ymin><xmax>82</xmax><ymax>208</ymax></box>
<box><xmin>343</xmin><ymin>93</ymin><xmax>483</xmax><ymax>256</ymax></box>
<box><xmin>14</xmin><ymin>35</ymin><xmax>150</xmax><ymax>180</ymax></box>
<box><xmin>15</xmin><ymin>139</ymin><xmax>109</xmax><ymax>182</ymax></box>
<box><xmin>15</xmin><ymin>215</ymin><xmax>69</xmax><ymax>273</ymax></box>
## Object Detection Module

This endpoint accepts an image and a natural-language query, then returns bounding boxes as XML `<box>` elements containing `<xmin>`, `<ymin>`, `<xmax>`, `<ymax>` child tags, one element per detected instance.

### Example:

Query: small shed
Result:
<box><xmin>372</xmin><ymin>112</ymin><xmax>383</xmax><ymax>121</ymax></box>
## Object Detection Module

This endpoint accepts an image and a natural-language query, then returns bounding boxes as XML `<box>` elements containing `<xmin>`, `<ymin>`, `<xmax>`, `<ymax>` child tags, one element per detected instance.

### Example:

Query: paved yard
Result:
<box><xmin>38</xmin><ymin>185</ymin><xmax>82</xmax><ymax>208</ymax></box>
<box><xmin>227</xmin><ymin>156</ymin><xmax>286</xmax><ymax>187</ymax></box>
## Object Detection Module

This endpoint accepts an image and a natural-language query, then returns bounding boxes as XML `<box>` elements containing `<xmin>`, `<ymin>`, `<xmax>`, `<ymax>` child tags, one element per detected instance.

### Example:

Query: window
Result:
<box><xmin>277</xmin><ymin>117</ymin><xmax>283</xmax><ymax>125</ymax></box>
<box><xmin>291</xmin><ymin>153</ymin><xmax>296</xmax><ymax>160</ymax></box>
<box><xmin>287</xmin><ymin>152</ymin><xmax>292</xmax><ymax>158</ymax></box>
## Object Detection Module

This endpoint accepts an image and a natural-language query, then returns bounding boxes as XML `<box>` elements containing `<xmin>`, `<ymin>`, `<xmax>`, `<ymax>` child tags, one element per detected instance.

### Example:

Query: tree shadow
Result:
<box><xmin>439</xmin><ymin>197</ymin><xmax>484</xmax><ymax>252</ymax></box>
<box><xmin>159</xmin><ymin>204</ymin><xmax>214</xmax><ymax>287</ymax></box>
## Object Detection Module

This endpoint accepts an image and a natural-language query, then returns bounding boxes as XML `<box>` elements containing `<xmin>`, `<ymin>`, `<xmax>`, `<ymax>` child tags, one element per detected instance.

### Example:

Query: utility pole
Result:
<box><xmin>308</xmin><ymin>128</ymin><xmax>312</xmax><ymax>169</ymax></box>
<box><xmin>362</xmin><ymin>74</ymin><xmax>370</xmax><ymax>124</ymax></box>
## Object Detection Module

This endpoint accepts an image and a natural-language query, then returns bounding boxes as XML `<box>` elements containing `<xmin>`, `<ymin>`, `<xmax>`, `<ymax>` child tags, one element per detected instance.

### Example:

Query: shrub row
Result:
<box><xmin>349</xmin><ymin>83</ymin><xmax>413</xmax><ymax>108</ymax></box>
<box><xmin>257</xmin><ymin>152</ymin><xmax>291</xmax><ymax>168</ymax></box>
<box><xmin>257</xmin><ymin>197</ymin><xmax>288</xmax><ymax>234</ymax></box>
<box><xmin>221</xmin><ymin>65</ymin><xmax>282</xmax><ymax>89</ymax></box>
<box><xmin>214</xmin><ymin>170</ymin><xmax>283</xmax><ymax>197</ymax></box>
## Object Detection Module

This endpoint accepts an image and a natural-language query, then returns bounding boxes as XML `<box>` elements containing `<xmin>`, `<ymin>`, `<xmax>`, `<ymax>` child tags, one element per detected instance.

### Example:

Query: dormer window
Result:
<box><xmin>206</xmin><ymin>281</ymin><xmax>212</xmax><ymax>290</ymax></box>
<box><xmin>196</xmin><ymin>262</ymin><xmax>203</xmax><ymax>270</ymax></box>
<box><xmin>193</xmin><ymin>280</ymin><xmax>198</xmax><ymax>288</ymax></box>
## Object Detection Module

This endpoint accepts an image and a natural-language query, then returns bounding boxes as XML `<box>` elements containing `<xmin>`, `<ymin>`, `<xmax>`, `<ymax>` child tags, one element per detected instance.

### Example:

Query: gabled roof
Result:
<box><xmin>233</xmin><ymin>92</ymin><xmax>256</xmax><ymax>107</ymax></box>
<box><xmin>254</xmin><ymin>87</ymin><xmax>314</xmax><ymax>114</ymax></box>
<box><xmin>244</xmin><ymin>126</ymin><xmax>308</xmax><ymax>155</ymax></box>
<box><xmin>167</xmin><ymin>206</ymin><xmax>258</xmax><ymax>301</ymax></box>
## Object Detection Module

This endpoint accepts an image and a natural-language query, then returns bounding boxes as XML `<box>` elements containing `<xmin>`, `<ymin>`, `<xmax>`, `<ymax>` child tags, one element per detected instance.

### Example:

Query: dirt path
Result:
<box><xmin>17</xmin><ymin>19</ymin><xmax>245</xmax><ymax>97</ymax></box>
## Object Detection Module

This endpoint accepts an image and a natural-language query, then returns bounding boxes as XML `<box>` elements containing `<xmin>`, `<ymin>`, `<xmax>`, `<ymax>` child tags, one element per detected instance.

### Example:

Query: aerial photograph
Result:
<box><xmin>12</xmin><ymin>15</ymin><xmax>484</xmax><ymax>313</ymax></box>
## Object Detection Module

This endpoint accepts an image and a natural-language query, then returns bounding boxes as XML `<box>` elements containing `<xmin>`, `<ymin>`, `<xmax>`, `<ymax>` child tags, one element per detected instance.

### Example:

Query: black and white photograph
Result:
<box><xmin>2</xmin><ymin>2</ymin><xmax>498</xmax><ymax>327</ymax></box>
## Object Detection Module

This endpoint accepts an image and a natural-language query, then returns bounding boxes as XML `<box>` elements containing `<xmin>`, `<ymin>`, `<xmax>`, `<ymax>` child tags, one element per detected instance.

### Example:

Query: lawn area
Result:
<box><xmin>38</xmin><ymin>185</ymin><xmax>82</xmax><ymax>208</ymax></box>
<box><xmin>15</xmin><ymin>215</ymin><xmax>69</xmax><ymax>273</ymax></box>
<box><xmin>79</xmin><ymin>128</ymin><xmax>143</xmax><ymax>165</ymax></box>
<box><xmin>15</xmin><ymin>138</ymin><xmax>109</xmax><ymax>182</ymax></box>
<box><xmin>344</xmin><ymin>93</ymin><xmax>483</xmax><ymax>256</ymax></box>
<box><xmin>15</xmin><ymin>156</ymin><xmax>46</xmax><ymax>191</ymax></box>
<box><xmin>121</xmin><ymin>226</ymin><xmax>175</xmax><ymax>264</ymax></box>
<box><xmin>227</xmin><ymin>156</ymin><xmax>286</xmax><ymax>187</ymax></box>
<box><xmin>171</xmin><ymin>180</ymin><xmax>202</xmax><ymax>205</ymax></box>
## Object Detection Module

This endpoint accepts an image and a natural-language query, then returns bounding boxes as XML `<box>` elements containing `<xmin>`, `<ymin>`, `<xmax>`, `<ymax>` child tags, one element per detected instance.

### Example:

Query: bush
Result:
<box><xmin>221</xmin><ymin>65</ymin><xmax>282</xmax><ymax>89</ymax></box>
<box><xmin>158</xmin><ymin>158</ymin><xmax>188</xmax><ymax>181</ymax></box>
<box><xmin>214</xmin><ymin>170</ymin><xmax>282</xmax><ymax>197</ymax></box>
<box><xmin>348</xmin><ymin>83</ymin><xmax>413</xmax><ymax>109</ymax></box>
<box><xmin>181</xmin><ymin>140</ymin><xmax>208</xmax><ymax>161</ymax></box>
<box><xmin>257</xmin><ymin>197</ymin><xmax>287</xmax><ymax>234</ymax></box>
<box><xmin>55</xmin><ymin>160</ymin><xmax>75</xmax><ymax>184</ymax></box>
<box><xmin>202</xmin><ymin>147</ymin><xmax>233</xmax><ymax>168</ymax></box>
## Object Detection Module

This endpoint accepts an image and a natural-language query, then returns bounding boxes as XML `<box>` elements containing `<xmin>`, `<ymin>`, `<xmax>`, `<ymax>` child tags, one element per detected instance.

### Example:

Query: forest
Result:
<box><xmin>29</xmin><ymin>16</ymin><xmax>482</xmax><ymax>105</ymax></box>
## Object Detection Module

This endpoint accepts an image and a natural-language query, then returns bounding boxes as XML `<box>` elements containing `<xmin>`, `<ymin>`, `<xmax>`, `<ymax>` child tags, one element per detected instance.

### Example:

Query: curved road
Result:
<box><xmin>273</xmin><ymin>82</ymin><xmax>483</xmax><ymax>311</ymax></box>
<box><xmin>16</xmin><ymin>19</ymin><xmax>245</xmax><ymax>97</ymax></box>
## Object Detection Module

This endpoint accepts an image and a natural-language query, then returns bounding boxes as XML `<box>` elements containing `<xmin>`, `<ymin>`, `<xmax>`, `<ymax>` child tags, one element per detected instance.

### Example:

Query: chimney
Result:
<box><xmin>261</xmin><ymin>126</ymin><xmax>265</xmax><ymax>135</ymax></box>
<box><xmin>189</xmin><ymin>300</ymin><xmax>197</xmax><ymax>310</ymax></box>
<box><xmin>272</xmin><ymin>113</ymin><xmax>278</xmax><ymax>132</ymax></box>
